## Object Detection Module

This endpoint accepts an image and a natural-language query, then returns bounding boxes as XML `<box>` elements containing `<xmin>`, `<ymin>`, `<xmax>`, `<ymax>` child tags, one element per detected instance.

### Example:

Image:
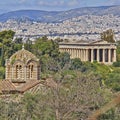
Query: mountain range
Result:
<box><xmin>0</xmin><ymin>5</ymin><xmax>120</xmax><ymax>23</ymax></box>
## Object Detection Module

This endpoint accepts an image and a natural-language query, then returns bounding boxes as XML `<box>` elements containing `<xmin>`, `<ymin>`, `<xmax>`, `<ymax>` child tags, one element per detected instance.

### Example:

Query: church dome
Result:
<box><xmin>9</xmin><ymin>46</ymin><xmax>39</xmax><ymax>64</ymax></box>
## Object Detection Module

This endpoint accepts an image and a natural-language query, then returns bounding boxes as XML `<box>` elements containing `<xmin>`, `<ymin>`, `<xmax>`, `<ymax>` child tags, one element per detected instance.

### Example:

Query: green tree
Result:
<box><xmin>101</xmin><ymin>29</ymin><xmax>115</xmax><ymax>43</ymax></box>
<box><xmin>70</xmin><ymin>58</ymin><xmax>82</xmax><ymax>70</ymax></box>
<box><xmin>58</xmin><ymin>52</ymin><xmax>70</xmax><ymax>69</ymax></box>
<box><xmin>0</xmin><ymin>30</ymin><xmax>15</xmax><ymax>66</ymax></box>
<box><xmin>33</xmin><ymin>36</ymin><xmax>59</xmax><ymax>58</ymax></box>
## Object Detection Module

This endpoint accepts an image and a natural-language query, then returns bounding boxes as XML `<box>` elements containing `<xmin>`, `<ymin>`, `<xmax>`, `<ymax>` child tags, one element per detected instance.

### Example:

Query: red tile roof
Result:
<box><xmin>17</xmin><ymin>80</ymin><xmax>41</xmax><ymax>93</ymax></box>
<box><xmin>0</xmin><ymin>78</ymin><xmax>56</xmax><ymax>94</ymax></box>
<box><xmin>0</xmin><ymin>80</ymin><xmax>17</xmax><ymax>93</ymax></box>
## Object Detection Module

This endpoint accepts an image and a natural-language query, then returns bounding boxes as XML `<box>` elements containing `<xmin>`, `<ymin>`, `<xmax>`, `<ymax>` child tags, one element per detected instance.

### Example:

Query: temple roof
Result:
<box><xmin>9</xmin><ymin>46</ymin><xmax>39</xmax><ymax>64</ymax></box>
<box><xmin>59</xmin><ymin>40</ymin><xmax>116</xmax><ymax>48</ymax></box>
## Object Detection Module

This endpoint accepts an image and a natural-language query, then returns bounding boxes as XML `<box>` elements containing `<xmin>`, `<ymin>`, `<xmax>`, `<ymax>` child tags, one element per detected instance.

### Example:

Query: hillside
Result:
<box><xmin>0</xmin><ymin>5</ymin><xmax>120</xmax><ymax>22</ymax></box>
<box><xmin>0</xmin><ymin>10</ymin><xmax>60</xmax><ymax>22</ymax></box>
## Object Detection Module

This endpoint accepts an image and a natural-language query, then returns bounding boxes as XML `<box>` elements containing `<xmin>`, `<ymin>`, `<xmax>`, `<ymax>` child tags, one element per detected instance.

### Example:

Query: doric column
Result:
<box><xmin>73</xmin><ymin>48</ymin><xmax>76</xmax><ymax>58</ymax></box>
<box><xmin>102</xmin><ymin>49</ymin><xmax>105</xmax><ymax>63</ymax></box>
<box><xmin>75</xmin><ymin>49</ymin><xmax>77</xmax><ymax>58</ymax></box>
<box><xmin>69</xmin><ymin>48</ymin><xmax>71</xmax><ymax>56</ymax></box>
<box><xmin>64</xmin><ymin>48</ymin><xmax>66</xmax><ymax>52</ymax></box>
<box><xmin>75</xmin><ymin>49</ymin><xmax>76</xmax><ymax>58</ymax></box>
<box><xmin>79</xmin><ymin>49</ymin><xmax>81</xmax><ymax>59</ymax></box>
<box><xmin>73</xmin><ymin>48</ymin><xmax>75</xmax><ymax>58</ymax></box>
<box><xmin>69</xmin><ymin>48</ymin><xmax>71</xmax><ymax>58</ymax></box>
<box><xmin>72</xmin><ymin>48</ymin><xmax>74</xmax><ymax>58</ymax></box>
<box><xmin>108</xmin><ymin>49</ymin><xmax>111</xmax><ymax>63</ymax></box>
<box><xmin>82</xmin><ymin>49</ymin><xmax>84</xmax><ymax>61</ymax></box>
<box><xmin>97</xmin><ymin>49</ymin><xmax>99</xmax><ymax>62</ymax></box>
<box><xmin>67</xmin><ymin>48</ymin><xmax>69</xmax><ymax>53</ymax></box>
<box><xmin>85</xmin><ymin>49</ymin><xmax>88</xmax><ymax>61</ymax></box>
<box><xmin>77</xmin><ymin>49</ymin><xmax>79</xmax><ymax>58</ymax></box>
<box><xmin>91</xmin><ymin>49</ymin><xmax>94</xmax><ymax>62</ymax></box>
<box><xmin>69</xmin><ymin>48</ymin><xmax>71</xmax><ymax>55</ymax></box>
<box><xmin>83</xmin><ymin>49</ymin><xmax>85</xmax><ymax>61</ymax></box>
<box><xmin>80</xmin><ymin>49</ymin><xmax>82</xmax><ymax>60</ymax></box>
<box><xmin>84</xmin><ymin>49</ymin><xmax>86</xmax><ymax>61</ymax></box>
<box><xmin>70</xmin><ymin>48</ymin><xmax>71</xmax><ymax>58</ymax></box>
<box><xmin>80</xmin><ymin>49</ymin><xmax>82</xmax><ymax>61</ymax></box>
<box><xmin>113</xmin><ymin>49</ymin><xmax>116</xmax><ymax>62</ymax></box>
<box><xmin>65</xmin><ymin>48</ymin><xmax>67</xmax><ymax>52</ymax></box>
<box><xmin>79</xmin><ymin>49</ymin><xmax>81</xmax><ymax>60</ymax></box>
<box><xmin>78</xmin><ymin>49</ymin><xmax>80</xmax><ymax>58</ymax></box>
<box><xmin>71</xmin><ymin>48</ymin><xmax>73</xmax><ymax>58</ymax></box>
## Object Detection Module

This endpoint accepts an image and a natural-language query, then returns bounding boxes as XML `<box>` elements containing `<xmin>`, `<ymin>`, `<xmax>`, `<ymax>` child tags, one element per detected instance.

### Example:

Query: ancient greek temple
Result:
<box><xmin>59</xmin><ymin>40</ymin><xmax>117</xmax><ymax>64</ymax></box>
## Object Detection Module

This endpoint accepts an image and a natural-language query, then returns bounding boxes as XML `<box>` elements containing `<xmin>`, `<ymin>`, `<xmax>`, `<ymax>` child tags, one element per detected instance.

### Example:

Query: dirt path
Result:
<box><xmin>87</xmin><ymin>94</ymin><xmax>120</xmax><ymax>120</ymax></box>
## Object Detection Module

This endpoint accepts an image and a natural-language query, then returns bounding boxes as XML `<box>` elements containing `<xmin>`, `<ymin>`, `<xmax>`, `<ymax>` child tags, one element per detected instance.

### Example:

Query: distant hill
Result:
<box><xmin>0</xmin><ymin>5</ymin><xmax>120</xmax><ymax>22</ymax></box>
<box><xmin>0</xmin><ymin>10</ymin><xmax>60</xmax><ymax>22</ymax></box>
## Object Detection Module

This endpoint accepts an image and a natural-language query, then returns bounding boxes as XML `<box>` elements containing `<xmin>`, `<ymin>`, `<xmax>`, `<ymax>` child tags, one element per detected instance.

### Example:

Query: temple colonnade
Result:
<box><xmin>59</xmin><ymin>41</ymin><xmax>116</xmax><ymax>64</ymax></box>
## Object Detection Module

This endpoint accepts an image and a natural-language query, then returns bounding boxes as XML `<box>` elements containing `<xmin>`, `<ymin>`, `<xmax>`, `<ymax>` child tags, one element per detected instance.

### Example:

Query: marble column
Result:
<box><xmin>73</xmin><ymin>48</ymin><xmax>75</xmax><ymax>58</ymax></box>
<box><xmin>85</xmin><ymin>49</ymin><xmax>88</xmax><ymax>61</ymax></box>
<box><xmin>113</xmin><ymin>49</ymin><xmax>116</xmax><ymax>62</ymax></box>
<box><xmin>97</xmin><ymin>49</ymin><xmax>99</xmax><ymax>62</ymax></box>
<box><xmin>75</xmin><ymin>49</ymin><xmax>77</xmax><ymax>58</ymax></box>
<box><xmin>80</xmin><ymin>49</ymin><xmax>81</xmax><ymax>60</ymax></box>
<box><xmin>67</xmin><ymin>48</ymin><xmax>69</xmax><ymax>53</ymax></box>
<box><xmin>72</xmin><ymin>48</ymin><xmax>73</xmax><ymax>58</ymax></box>
<box><xmin>108</xmin><ymin>49</ymin><xmax>111</xmax><ymax>63</ymax></box>
<box><xmin>69</xmin><ymin>48</ymin><xmax>70</xmax><ymax>56</ymax></box>
<box><xmin>102</xmin><ymin>49</ymin><xmax>105</xmax><ymax>63</ymax></box>
<box><xmin>91</xmin><ymin>49</ymin><xmax>94</xmax><ymax>62</ymax></box>
<box><xmin>83</xmin><ymin>49</ymin><xmax>84</xmax><ymax>61</ymax></box>
<box><xmin>77</xmin><ymin>49</ymin><xmax>79</xmax><ymax>58</ymax></box>
<box><xmin>70</xmin><ymin>49</ymin><xmax>72</xmax><ymax>56</ymax></box>
<box><xmin>80</xmin><ymin>49</ymin><xmax>82</xmax><ymax>60</ymax></box>
<box><xmin>71</xmin><ymin>49</ymin><xmax>73</xmax><ymax>58</ymax></box>
<box><xmin>78</xmin><ymin>49</ymin><xmax>80</xmax><ymax>58</ymax></box>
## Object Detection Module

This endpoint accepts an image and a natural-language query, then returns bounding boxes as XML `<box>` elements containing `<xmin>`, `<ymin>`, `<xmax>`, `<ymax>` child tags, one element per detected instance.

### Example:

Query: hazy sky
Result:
<box><xmin>0</xmin><ymin>0</ymin><xmax>120</xmax><ymax>12</ymax></box>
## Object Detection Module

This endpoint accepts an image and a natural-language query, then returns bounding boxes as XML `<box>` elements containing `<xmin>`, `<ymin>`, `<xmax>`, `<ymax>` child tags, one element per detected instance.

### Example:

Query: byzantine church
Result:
<box><xmin>1</xmin><ymin>45</ymin><xmax>46</xmax><ymax>94</ymax></box>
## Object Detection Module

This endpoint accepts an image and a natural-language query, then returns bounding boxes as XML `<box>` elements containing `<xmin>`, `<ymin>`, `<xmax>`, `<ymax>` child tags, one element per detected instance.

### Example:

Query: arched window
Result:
<box><xmin>16</xmin><ymin>64</ymin><xmax>22</xmax><ymax>79</ymax></box>
<box><xmin>16</xmin><ymin>65</ymin><xmax>18</xmax><ymax>78</ymax></box>
<box><xmin>28</xmin><ymin>64</ymin><xmax>34</xmax><ymax>79</ymax></box>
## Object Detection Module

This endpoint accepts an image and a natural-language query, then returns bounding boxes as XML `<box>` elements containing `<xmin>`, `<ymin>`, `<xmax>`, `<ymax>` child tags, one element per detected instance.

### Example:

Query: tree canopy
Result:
<box><xmin>101</xmin><ymin>29</ymin><xmax>115</xmax><ymax>43</ymax></box>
